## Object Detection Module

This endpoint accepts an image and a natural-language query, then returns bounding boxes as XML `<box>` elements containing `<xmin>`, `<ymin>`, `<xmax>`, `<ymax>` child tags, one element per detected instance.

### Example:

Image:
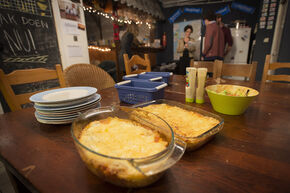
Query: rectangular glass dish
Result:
<box><xmin>133</xmin><ymin>99</ymin><xmax>224</xmax><ymax>151</ymax></box>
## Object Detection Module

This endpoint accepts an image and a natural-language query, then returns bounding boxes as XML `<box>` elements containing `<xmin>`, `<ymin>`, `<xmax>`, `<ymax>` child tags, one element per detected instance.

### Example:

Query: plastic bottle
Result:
<box><xmin>196</xmin><ymin>68</ymin><xmax>207</xmax><ymax>104</ymax></box>
<box><xmin>185</xmin><ymin>67</ymin><xmax>197</xmax><ymax>103</ymax></box>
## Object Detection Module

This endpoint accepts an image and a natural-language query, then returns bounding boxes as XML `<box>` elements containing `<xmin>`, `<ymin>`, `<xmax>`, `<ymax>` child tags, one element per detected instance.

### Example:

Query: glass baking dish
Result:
<box><xmin>133</xmin><ymin>99</ymin><xmax>224</xmax><ymax>151</ymax></box>
<box><xmin>71</xmin><ymin>106</ymin><xmax>186</xmax><ymax>187</ymax></box>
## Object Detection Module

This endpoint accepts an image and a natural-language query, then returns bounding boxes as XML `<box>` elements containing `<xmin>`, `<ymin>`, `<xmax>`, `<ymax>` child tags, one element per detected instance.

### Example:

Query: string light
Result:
<box><xmin>82</xmin><ymin>6</ymin><xmax>152</xmax><ymax>29</ymax></box>
<box><xmin>88</xmin><ymin>45</ymin><xmax>111</xmax><ymax>52</ymax></box>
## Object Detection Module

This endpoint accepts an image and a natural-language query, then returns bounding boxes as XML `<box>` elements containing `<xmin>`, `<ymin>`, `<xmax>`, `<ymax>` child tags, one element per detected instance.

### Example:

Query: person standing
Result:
<box><xmin>177</xmin><ymin>25</ymin><xmax>196</xmax><ymax>58</ymax></box>
<box><xmin>176</xmin><ymin>25</ymin><xmax>196</xmax><ymax>75</ymax></box>
<box><xmin>70</xmin><ymin>4</ymin><xmax>78</xmax><ymax>16</ymax></box>
<box><xmin>216</xmin><ymin>14</ymin><xmax>233</xmax><ymax>57</ymax></box>
<box><xmin>118</xmin><ymin>23</ymin><xmax>140</xmax><ymax>75</ymax></box>
<box><xmin>202</xmin><ymin>10</ymin><xmax>225</xmax><ymax>61</ymax></box>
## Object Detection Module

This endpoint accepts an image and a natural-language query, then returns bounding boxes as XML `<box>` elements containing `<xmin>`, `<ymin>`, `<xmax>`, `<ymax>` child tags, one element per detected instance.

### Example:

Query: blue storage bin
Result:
<box><xmin>115</xmin><ymin>80</ymin><xmax>168</xmax><ymax>104</ymax></box>
<box><xmin>139</xmin><ymin>72</ymin><xmax>173</xmax><ymax>84</ymax></box>
<box><xmin>123</xmin><ymin>74</ymin><xmax>163</xmax><ymax>82</ymax></box>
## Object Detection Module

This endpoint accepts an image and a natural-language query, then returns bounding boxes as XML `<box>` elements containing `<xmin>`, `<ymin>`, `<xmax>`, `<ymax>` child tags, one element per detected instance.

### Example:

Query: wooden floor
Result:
<box><xmin>0</xmin><ymin>162</ymin><xmax>16</xmax><ymax>193</ymax></box>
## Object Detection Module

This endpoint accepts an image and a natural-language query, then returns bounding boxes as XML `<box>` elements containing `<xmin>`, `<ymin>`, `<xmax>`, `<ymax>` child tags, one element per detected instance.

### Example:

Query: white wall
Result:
<box><xmin>52</xmin><ymin>0</ymin><xmax>89</xmax><ymax>69</ymax></box>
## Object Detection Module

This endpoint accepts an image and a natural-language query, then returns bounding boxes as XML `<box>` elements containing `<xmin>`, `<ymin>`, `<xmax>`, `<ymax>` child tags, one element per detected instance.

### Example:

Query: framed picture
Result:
<box><xmin>263</xmin><ymin>4</ymin><xmax>269</xmax><ymax>9</ymax></box>
<box><xmin>260</xmin><ymin>16</ymin><xmax>266</xmax><ymax>22</ymax></box>
<box><xmin>267</xmin><ymin>21</ymin><xmax>274</xmax><ymax>25</ymax></box>
<box><xmin>270</xmin><ymin>3</ymin><xmax>277</xmax><ymax>8</ymax></box>
<box><xmin>268</xmin><ymin>16</ymin><xmax>275</xmax><ymax>21</ymax></box>
<box><xmin>262</xmin><ymin>7</ymin><xmax>268</xmax><ymax>12</ymax></box>
<box><xmin>269</xmin><ymin>7</ymin><xmax>276</xmax><ymax>12</ymax></box>
<box><xmin>267</xmin><ymin>25</ymin><xmax>273</xmax><ymax>30</ymax></box>
<box><xmin>58</xmin><ymin>0</ymin><xmax>81</xmax><ymax>22</ymax></box>
<box><xmin>269</xmin><ymin>11</ymin><xmax>276</xmax><ymax>16</ymax></box>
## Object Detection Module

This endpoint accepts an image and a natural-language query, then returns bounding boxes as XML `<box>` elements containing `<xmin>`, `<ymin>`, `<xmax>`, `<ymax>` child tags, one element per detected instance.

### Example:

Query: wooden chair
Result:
<box><xmin>123</xmin><ymin>54</ymin><xmax>151</xmax><ymax>75</ymax></box>
<box><xmin>64</xmin><ymin>63</ymin><xmax>115</xmax><ymax>91</ymax></box>
<box><xmin>262</xmin><ymin>55</ymin><xmax>290</xmax><ymax>83</ymax></box>
<box><xmin>190</xmin><ymin>60</ymin><xmax>214</xmax><ymax>73</ymax></box>
<box><xmin>0</xmin><ymin>64</ymin><xmax>66</xmax><ymax>111</ymax></box>
<box><xmin>190</xmin><ymin>60</ymin><xmax>222</xmax><ymax>79</ymax></box>
<box><xmin>217</xmin><ymin>61</ymin><xmax>258</xmax><ymax>82</ymax></box>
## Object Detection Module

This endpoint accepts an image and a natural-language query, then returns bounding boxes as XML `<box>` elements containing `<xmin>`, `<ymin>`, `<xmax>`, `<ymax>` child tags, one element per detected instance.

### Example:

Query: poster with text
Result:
<box><xmin>173</xmin><ymin>20</ymin><xmax>201</xmax><ymax>60</ymax></box>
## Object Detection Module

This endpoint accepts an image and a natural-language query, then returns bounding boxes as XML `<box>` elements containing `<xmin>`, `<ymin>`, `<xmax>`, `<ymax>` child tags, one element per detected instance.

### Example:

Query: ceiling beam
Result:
<box><xmin>161</xmin><ymin>0</ymin><xmax>233</xmax><ymax>8</ymax></box>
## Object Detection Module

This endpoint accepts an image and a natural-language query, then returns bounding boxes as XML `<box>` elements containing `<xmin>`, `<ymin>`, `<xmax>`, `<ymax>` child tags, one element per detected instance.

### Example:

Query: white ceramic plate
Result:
<box><xmin>35</xmin><ymin>101</ymin><xmax>101</xmax><ymax>115</ymax></box>
<box><xmin>34</xmin><ymin>94</ymin><xmax>97</xmax><ymax>107</ymax></box>
<box><xmin>30</xmin><ymin>87</ymin><xmax>97</xmax><ymax>104</ymax></box>
<box><xmin>35</xmin><ymin>116</ymin><xmax>74</xmax><ymax>124</ymax></box>
<box><xmin>35</xmin><ymin>111</ymin><xmax>79</xmax><ymax>120</ymax></box>
<box><xmin>34</xmin><ymin>94</ymin><xmax>101</xmax><ymax>111</ymax></box>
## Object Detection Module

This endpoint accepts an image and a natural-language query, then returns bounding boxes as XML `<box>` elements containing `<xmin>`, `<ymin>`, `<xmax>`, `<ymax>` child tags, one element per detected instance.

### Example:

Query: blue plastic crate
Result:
<box><xmin>123</xmin><ymin>74</ymin><xmax>163</xmax><ymax>82</ymax></box>
<box><xmin>139</xmin><ymin>72</ymin><xmax>173</xmax><ymax>84</ymax></box>
<box><xmin>115</xmin><ymin>80</ymin><xmax>168</xmax><ymax>104</ymax></box>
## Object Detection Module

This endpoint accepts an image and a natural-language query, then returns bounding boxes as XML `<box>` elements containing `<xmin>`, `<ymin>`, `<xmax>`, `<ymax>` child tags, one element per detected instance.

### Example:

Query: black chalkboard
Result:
<box><xmin>0</xmin><ymin>0</ymin><xmax>62</xmax><ymax>111</ymax></box>
<box><xmin>0</xmin><ymin>0</ymin><xmax>61</xmax><ymax>73</ymax></box>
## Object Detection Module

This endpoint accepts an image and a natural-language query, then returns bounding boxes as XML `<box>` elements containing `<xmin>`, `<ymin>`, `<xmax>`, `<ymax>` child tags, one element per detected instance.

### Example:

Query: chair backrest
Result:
<box><xmin>123</xmin><ymin>54</ymin><xmax>151</xmax><ymax>75</ymax></box>
<box><xmin>262</xmin><ymin>55</ymin><xmax>290</xmax><ymax>83</ymax></box>
<box><xmin>64</xmin><ymin>63</ymin><xmax>115</xmax><ymax>91</ymax></box>
<box><xmin>190</xmin><ymin>60</ymin><xmax>222</xmax><ymax>79</ymax></box>
<box><xmin>190</xmin><ymin>60</ymin><xmax>214</xmax><ymax>73</ymax></box>
<box><xmin>0</xmin><ymin>64</ymin><xmax>66</xmax><ymax>111</ymax></box>
<box><xmin>219</xmin><ymin>61</ymin><xmax>258</xmax><ymax>82</ymax></box>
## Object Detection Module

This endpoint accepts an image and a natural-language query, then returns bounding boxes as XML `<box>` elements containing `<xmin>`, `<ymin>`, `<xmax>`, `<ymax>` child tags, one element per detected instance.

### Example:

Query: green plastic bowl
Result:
<box><xmin>205</xmin><ymin>84</ymin><xmax>259</xmax><ymax>115</ymax></box>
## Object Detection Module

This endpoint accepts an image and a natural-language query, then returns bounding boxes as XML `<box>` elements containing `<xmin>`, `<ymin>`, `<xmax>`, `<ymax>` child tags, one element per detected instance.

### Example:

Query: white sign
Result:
<box><xmin>67</xmin><ymin>45</ymin><xmax>82</xmax><ymax>57</ymax></box>
<box><xmin>62</xmin><ymin>20</ymin><xmax>79</xmax><ymax>35</ymax></box>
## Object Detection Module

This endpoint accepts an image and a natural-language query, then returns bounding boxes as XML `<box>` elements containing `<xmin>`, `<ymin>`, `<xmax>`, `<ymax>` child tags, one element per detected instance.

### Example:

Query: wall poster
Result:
<box><xmin>173</xmin><ymin>20</ymin><xmax>201</xmax><ymax>60</ymax></box>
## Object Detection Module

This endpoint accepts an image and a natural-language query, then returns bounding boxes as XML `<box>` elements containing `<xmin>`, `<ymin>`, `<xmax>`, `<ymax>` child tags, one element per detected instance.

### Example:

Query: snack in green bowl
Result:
<box><xmin>205</xmin><ymin>84</ymin><xmax>259</xmax><ymax>115</ymax></box>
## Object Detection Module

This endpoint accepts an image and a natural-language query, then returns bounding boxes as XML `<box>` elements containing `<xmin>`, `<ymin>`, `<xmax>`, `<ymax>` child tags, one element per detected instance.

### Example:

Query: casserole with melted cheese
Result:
<box><xmin>78</xmin><ymin>117</ymin><xmax>168</xmax><ymax>187</ymax></box>
<box><xmin>80</xmin><ymin>117</ymin><xmax>167</xmax><ymax>158</ymax></box>
<box><xmin>138</xmin><ymin>103</ymin><xmax>221</xmax><ymax>150</ymax></box>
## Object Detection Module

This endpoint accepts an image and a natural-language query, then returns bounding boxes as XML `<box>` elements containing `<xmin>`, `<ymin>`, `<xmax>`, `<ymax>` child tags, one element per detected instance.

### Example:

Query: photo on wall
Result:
<box><xmin>58</xmin><ymin>0</ymin><xmax>81</xmax><ymax>22</ymax></box>
<box><xmin>173</xmin><ymin>20</ymin><xmax>202</xmax><ymax>60</ymax></box>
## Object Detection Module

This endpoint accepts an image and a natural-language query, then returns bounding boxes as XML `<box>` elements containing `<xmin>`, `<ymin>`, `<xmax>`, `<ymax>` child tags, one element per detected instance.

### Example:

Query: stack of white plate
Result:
<box><xmin>30</xmin><ymin>87</ymin><xmax>101</xmax><ymax>124</ymax></box>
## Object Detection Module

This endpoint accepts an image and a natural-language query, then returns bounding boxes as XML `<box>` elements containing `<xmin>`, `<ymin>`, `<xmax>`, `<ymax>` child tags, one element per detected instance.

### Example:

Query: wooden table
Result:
<box><xmin>1</xmin><ymin>76</ymin><xmax>290</xmax><ymax>193</ymax></box>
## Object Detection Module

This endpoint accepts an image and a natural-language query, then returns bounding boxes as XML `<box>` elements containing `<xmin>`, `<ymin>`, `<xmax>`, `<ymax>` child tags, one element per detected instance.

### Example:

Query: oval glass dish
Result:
<box><xmin>71</xmin><ymin>106</ymin><xmax>186</xmax><ymax>188</ymax></box>
<box><xmin>133</xmin><ymin>99</ymin><xmax>224</xmax><ymax>151</ymax></box>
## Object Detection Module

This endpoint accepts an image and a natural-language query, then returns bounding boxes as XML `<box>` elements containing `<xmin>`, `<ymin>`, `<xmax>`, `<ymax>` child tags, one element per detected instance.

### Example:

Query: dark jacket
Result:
<box><xmin>118</xmin><ymin>32</ymin><xmax>134</xmax><ymax>73</ymax></box>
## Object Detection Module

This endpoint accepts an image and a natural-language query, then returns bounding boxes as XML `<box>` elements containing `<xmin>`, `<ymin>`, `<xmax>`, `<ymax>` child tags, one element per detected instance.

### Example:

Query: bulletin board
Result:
<box><xmin>173</xmin><ymin>19</ymin><xmax>202</xmax><ymax>60</ymax></box>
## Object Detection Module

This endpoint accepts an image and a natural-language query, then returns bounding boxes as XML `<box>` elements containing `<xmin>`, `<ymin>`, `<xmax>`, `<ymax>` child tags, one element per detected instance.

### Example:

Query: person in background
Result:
<box><xmin>202</xmin><ymin>10</ymin><xmax>225</xmax><ymax>61</ymax></box>
<box><xmin>118</xmin><ymin>23</ymin><xmax>140</xmax><ymax>75</ymax></box>
<box><xmin>216</xmin><ymin>14</ymin><xmax>233</xmax><ymax>57</ymax></box>
<box><xmin>177</xmin><ymin>25</ymin><xmax>196</xmax><ymax>58</ymax></box>
<box><xmin>176</xmin><ymin>25</ymin><xmax>195</xmax><ymax>75</ymax></box>
<box><xmin>65</xmin><ymin>5</ymin><xmax>70</xmax><ymax>15</ymax></box>
<box><xmin>70</xmin><ymin>3</ymin><xmax>78</xmax><ymax>16</ymax></box>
